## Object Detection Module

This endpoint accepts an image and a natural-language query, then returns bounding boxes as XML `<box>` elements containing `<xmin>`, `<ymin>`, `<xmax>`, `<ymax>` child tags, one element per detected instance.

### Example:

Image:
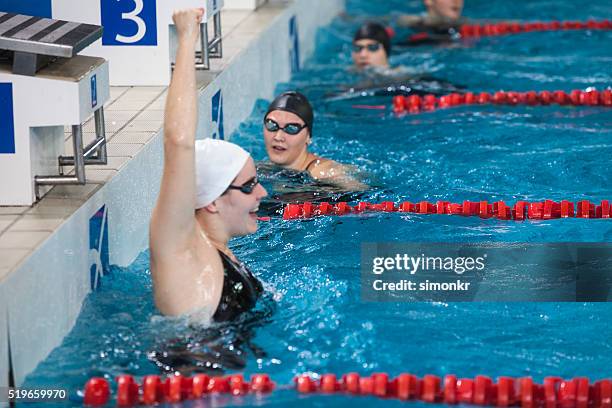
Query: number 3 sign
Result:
<box><xmin>101</xmin><ymin>0</ymin><xmax>158</xmax><ymax>46</ymax></box>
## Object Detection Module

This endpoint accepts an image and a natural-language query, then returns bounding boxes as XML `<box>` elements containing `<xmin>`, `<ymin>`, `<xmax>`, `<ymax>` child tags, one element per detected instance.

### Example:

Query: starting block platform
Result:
<box><xmin>0</xmin><ymin>11</ymin><xmax>102</xmax><ymax>75</ymax></box>
<box><xmin>0</xmin><ymin>12</ymin><xmax>109</xmax><ymax>205</ymax></box>
<box><xmin>51</xmin><ymin>0</ymin><xmax>225</xmax><ymax>85</ymax></box>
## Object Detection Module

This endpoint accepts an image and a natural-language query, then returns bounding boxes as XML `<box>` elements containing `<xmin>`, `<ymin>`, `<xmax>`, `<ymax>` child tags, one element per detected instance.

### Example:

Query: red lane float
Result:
<box><xmin>391</xmin><ymin>89</ymin><xmax>612</xmax><ymax>114</ymax></box>
<box><xmin>84</xmin><ymin>374</ymin><xmax>274</xmax><ymax>406</ymax></box>
<box><xmin>294</xmin><ymin>374</ymin><xmax>612</xmax><ymax>408</ymax></box>
<box><xmin>83</xmin><ymin>374</ymin><xmax>612</xmax><ymax>407</ymax></box>
<box><xmin>459</xmin><ymin>19</ymin><xmax>612</xmax><ymax>38</ymax></box>
<box><xmin>282</xmin><ymin>200</ymin><xmax>611</xmax><ymax>221</ymax></box>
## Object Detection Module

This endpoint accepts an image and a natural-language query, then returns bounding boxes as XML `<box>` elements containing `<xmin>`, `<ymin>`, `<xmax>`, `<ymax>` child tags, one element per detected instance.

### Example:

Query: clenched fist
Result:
<box><xmin>173</xmin><ymin>8</ymin><xmax>205</xmax><ymax>44</ymax></box>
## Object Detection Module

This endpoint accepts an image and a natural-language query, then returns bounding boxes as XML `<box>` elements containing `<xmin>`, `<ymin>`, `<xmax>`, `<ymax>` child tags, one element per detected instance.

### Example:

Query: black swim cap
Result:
<box><xmin>265</xmin><ymin>91</ymin><xmax>314</xmax><ymax>135</ymax></box>
<box><xmin>353</xmin><ymin>22</ymin><xmax>391</xmax><ymax>56</ymax></box>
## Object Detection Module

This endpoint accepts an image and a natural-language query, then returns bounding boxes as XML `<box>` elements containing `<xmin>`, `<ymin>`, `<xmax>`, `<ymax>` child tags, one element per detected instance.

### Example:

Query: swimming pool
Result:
<box><xmin>22</xmin><ymin>0</ymin><xmax>612</xmax><ymax>406</ymax></box>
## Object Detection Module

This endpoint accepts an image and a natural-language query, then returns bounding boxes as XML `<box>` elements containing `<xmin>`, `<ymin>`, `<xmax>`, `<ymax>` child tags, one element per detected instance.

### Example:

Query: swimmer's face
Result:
<box><xmin>352</xmin><ymin>39</ymin><xmax>388</xmax><ymax>69</ymax></box>
<box><xmin>263</xmin><ymin>110</ymin><xmax>311</xmax><ymax>170</ymax></box>
<box><xmin>216</xmin><ymin>157</ymin><xmax>267</xmax><ymax>237</ymax></box>
<box><xmin>424</xmin><ymin>0</ymin><xmax>463</xmax><ymax>21</ymax></box>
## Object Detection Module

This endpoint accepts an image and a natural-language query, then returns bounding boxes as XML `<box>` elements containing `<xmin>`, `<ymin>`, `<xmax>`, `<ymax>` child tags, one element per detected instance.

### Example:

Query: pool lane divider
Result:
<box><xmin>458</xmin><ymin>20</ymin><xmax>612</xmax><ymax>38</ymax></box>
<box><xmin>282</xmin><ymin>200</ymin><xmax>611</xmax><ymax>221</ymax></box>
<box><xmin>83</xmin><ymin>374</ymin><xmax>274</xmax><ymax>406</ymax></box>
<box><xmin>82</xmin><ymin>373</ymin><xmax>612</xmax><ymax>407</ymax></box>
<box><xmin>390</xmin><ymin>89</ymin><xmax>612</xmax><ymax>114</ymax></box>
<box><xmin>406</xmin><ymin>19</ymin><xmax>612</xmax><ymax>43</ymax></box>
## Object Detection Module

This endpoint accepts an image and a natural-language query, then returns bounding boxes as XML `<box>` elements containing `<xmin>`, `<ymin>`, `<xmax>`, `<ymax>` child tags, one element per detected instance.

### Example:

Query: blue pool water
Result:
<box><xmin>23</xmin><ymin>0</ymin><xmax>612</xmax><ymax>406</ymax></box>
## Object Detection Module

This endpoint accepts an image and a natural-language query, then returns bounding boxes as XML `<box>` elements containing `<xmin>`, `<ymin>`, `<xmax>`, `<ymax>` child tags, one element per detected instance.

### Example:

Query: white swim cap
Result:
<box><xmin>195</xmin><ymin>139</ymin><xmax>250</xmax><ymax>209</ymax></box>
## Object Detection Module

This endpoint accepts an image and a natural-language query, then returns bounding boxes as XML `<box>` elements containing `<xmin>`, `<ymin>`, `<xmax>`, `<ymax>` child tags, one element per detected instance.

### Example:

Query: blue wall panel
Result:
<box><xmin>0</xmin><ymin>83</ymin><xmax>16</xmax><ymax>154</ymax></box>
<box><xmin>0</xmin><ymin>0</ymin><xmax>52</xmax><ymax>18</ymax></box>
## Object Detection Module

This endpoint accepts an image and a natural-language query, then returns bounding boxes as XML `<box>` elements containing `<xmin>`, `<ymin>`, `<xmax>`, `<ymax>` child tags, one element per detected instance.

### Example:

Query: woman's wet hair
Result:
<box><xmin>265</xmin><ymin>91</ymin><xmax>314</xmax><ymax>136</ymax></box>
<box><xmin>353</xmin><ymin>22</ymin><xmax>391</xmax><ymax>56</ymax></box>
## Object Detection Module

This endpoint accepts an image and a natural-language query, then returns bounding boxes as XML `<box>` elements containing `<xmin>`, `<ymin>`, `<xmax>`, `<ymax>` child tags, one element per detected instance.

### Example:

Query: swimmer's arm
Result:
<box><xmin>396</xmin><ymin>14</ymin><xmax>424</xmax><ymax>28</ymax></box>
<box><xmin>151</xmin><ymin>252</ymin><xmax>223</xmax><ymax>318</ymax></box>
<box><xmin>151</xmin><ymin>9</ymin><xmax>204</xmax><ymax>256</ymax></box>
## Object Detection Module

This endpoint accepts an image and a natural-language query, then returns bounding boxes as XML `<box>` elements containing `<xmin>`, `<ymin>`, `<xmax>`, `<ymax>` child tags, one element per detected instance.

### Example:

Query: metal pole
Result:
<box><xmin>34</xmin><ymin>124</ymin><xmax>87</xmax><ymax>194</ymax></box>
<box><xmin>94</xmin><ymin>108</ymin><xmax>107</xmax><ymax>163</ymax></box>
<box><xmin>213</xmin><ymin>12</ymin><xmax>223</xmax><ymax>58</ymax></box>
<box><xmin>198</xmin><ymin>21</ymin><xmax>210</xmax><ymax>70</ymax></box>
<box><xmin>72</xmin><ymin>124</ymin><xmax>86</xmax><ymax>184</ymax></box>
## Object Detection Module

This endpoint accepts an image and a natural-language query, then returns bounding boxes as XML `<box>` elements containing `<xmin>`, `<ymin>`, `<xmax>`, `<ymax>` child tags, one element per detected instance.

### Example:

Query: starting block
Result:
<box><xmin>0</xmin><ymin>12</ymin><xmax>109</xmax><ymax>205</ymax></box>
<box><xmin>51</xmin><ymin>0</ymin><xmax>225</xmax><ymax>85</ymax></box>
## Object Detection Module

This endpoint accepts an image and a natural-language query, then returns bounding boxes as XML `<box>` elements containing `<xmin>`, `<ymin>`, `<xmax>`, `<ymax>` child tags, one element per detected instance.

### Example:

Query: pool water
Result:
<box><xmin>23</xmin><ymin>0</ymin><xmax>612</xmax><ymax>406</ymax></box>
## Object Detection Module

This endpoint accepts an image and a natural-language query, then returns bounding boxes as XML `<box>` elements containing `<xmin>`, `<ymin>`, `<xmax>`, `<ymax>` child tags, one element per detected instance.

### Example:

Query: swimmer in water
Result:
<box><xmin>263</xmin><ymin>91</ymin><xmax>366</xmax><ymax>190</ymax></box>
<box><xmin>150</xmin><ymin>8</ymin><xmax>267</xmax><ymax>322</ymax></box>
<box><xmin>397</xmin><ymin>0</ymin><xmax>465</xmax><ymax>30</ymax></box>
<box><xmin>333</xmin><ymin>22</ymin><xmax>463</xmax><ymax>99</ymax></box>
<box><xmin>352</xmin><ymin>22</ymin><xmax>392</xmax><ymax>69</ymax></box>
<box><xmin>395</xmin><ymin>0</ymin><xmax>510</xmax><ymax>46</ymax></box>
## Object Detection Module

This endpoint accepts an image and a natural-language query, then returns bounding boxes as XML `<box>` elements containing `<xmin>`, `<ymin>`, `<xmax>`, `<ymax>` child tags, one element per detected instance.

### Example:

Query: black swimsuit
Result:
<box><xmin>398</xmin><ymin>18</ymin><xmax>468</xmax><ymax>47</ymax></box>
<box><xmin>212</xmin><ymin>251</ymin><xmax>263</xmax><ymax>322</ymax></box>
<box><xmin>325</xmin><ymin>75</ymin><xmax>465</xmax><ymax>101</ymax></box>
<box><xmin>304</xmin><ymin>158</ymin><xmax>319</xmax><ymax>172</ymax></box>
<box><xmin>149</xmin><ymin>251</ymin><xmax>269</xmax><ymax>375</ymax></box>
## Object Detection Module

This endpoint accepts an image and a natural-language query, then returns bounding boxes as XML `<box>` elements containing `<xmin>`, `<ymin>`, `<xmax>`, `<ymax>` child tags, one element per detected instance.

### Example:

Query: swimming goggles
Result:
<box><xmin>264</xmin><ymin>118</ymin><xmax>307</xmax><ymax>135</ymax></box>
<box><xmin>352</xmin><ymin>42</ymin><xmax>382</xmax><ymax>53</ymax></box>
<box><xmin>226</xmin><ymin>177</ymin><xmax>260</xmax><ymax>194</ymax></box>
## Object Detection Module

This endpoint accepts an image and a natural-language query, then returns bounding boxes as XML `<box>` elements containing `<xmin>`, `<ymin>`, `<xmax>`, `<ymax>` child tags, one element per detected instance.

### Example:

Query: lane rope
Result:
<box><xmin>459</xmin><ymin>19</ymin><xmax>612</xmax><ymax>38</ymax></box>
<box><xmin>391</xmin><ymin>89</ymin><xmax>612</xmax><ymax>114</ymax></box>
<box><xmin>282</xmin><ymin>200</ymin><xmax>611</xmax><ymax>221</ymax></box>
<box><xmin>406</xmin><ymin>19</ymin><xmax>612</xmax><ymax>43</ymax></box>
<box><xmin>82</xmin><ymin>372</ymin><xmax>612</xmax><ymax>407</ymax></box>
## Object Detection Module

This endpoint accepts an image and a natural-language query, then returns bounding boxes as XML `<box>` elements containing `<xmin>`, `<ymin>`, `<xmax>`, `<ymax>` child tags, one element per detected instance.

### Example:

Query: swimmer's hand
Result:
<box><xmin>173</xmin><ymin>8</ymin><xmax>205</xmax><ymax>44</ymax></box>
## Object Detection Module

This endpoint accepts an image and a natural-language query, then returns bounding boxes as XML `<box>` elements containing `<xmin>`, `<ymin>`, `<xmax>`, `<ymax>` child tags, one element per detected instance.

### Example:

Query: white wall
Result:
<box><xmin>225</xmin><ymin>0</ymin><xmax>267</xmax><ymax>9</ymax></box>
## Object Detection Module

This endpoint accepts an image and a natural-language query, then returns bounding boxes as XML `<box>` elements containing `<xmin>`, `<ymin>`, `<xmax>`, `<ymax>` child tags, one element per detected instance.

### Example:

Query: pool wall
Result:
<box><xmin>0</xmin><ymin>0</ymin><xmax>344</xmax><ymax>390</ymax></box>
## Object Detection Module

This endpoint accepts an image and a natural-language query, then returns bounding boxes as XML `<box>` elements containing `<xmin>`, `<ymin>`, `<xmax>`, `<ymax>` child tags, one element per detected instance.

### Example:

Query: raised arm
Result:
<box><xmin>150</xmin><ymin>8</ymin><xmax>204</xmax><ymax>257</ymax></box>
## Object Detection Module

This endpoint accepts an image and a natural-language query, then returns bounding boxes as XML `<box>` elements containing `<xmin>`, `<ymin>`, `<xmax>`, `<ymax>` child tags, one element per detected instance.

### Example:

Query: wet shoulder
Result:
<box><xmin>307</xmin><ymin>157</ymin><xmax>348</xmax><ymax>180</ymax></box>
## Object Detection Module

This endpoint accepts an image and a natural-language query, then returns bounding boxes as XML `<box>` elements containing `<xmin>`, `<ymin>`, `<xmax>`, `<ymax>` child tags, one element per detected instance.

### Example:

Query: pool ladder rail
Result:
<box><xmin>196</xmin><ymin>8</ymin><xmax>223</xmax><ymax>70</ymax></box>
<box><xmin>34</xmin><ymin>108</ymin><xmax>108</xmax><ymax>198</ymax></box>
<box><xmin>170</xmin><ymin>8</ymin><xmax>223</xmax><ymax>71</ymax></box>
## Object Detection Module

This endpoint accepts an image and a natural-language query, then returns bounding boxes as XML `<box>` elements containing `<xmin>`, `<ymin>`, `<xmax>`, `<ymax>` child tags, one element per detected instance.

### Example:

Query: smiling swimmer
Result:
<box><xmin>150</xmin><ymin>8</ymin><xmax>269</xmax><ymax>322</ymax></box>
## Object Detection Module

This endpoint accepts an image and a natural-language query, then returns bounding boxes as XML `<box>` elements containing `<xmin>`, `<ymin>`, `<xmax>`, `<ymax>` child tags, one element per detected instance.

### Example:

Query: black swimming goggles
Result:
<box><xmin>264</xmin><ymin>118</ymin><xmax>307</xmax><ymax>136</ymax></box>
<box><xmin>226</xmin><ymin>177</ymin><xmax>260</xmax><ymax>194</ymax></box>
<box><xmin>352</xmin><ymin>42</ymin><xmax>382</xmax><ymax>53</ymax></box>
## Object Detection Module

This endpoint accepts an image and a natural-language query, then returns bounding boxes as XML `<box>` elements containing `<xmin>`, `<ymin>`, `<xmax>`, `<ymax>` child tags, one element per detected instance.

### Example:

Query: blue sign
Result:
<box><xmin>101</xmin><ymin>0</ymin><xmax>158</xmax><ymax>46</ymax></box>
<box><xmin>89</xmin><ymin>205</ymin><xmax>110</xmax><ymax>291</ymax></box>
<box><xmin>0</xmin><ymin>83</ymin><xmax>16</xmax><ymax>154</ymax></box>
<box><xmin>289</xmin><ymin>16</ymin><xmax>300</xmax><ymax>73</ymax></box>
<box><xmin>91</xmin><ymin>74</ymin><xmax>98</xmax><ymax>108</ymax></box>
<box><xmin>212</xmin><ymin>89</ymin><xmax>224</xmax><ymax>140</ymax></box>
<box><xmin>0</xmin><ymin>0</ymin><xmax>51</xmax><ymax>17</ymax></box>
